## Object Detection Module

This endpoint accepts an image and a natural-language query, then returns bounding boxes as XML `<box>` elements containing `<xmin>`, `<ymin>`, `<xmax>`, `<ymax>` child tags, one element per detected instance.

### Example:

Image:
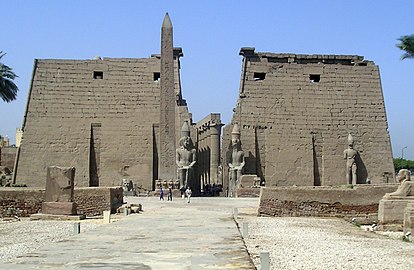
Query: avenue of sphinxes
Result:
<box><xmin>13</xmin><ymin>14</ymin><xmax>394</xmax><ymax>195</ymax></box>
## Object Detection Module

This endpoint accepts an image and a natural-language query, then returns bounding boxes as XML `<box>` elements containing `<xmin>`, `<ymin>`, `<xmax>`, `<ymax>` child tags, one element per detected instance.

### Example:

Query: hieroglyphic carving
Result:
<box><xmin>159</xmin><ymin>13</ymin><xmax>176</xmax><ymax>179</ymax></box>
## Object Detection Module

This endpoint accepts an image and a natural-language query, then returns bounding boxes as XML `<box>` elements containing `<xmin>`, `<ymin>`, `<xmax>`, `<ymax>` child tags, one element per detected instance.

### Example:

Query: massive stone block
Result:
<box><xmin>404</xmin><ymin>203</ymin><xmax>414</xmax><ymax>235</ymax></box>
<box><xmin>224</xmin><ymin>49</ymin><xmax>395</xmax><ymax>187</ymax></box>
<box><xmin>42</xmin><ymin>166</ymin><xmax>76</xmax><ymax>215</ymax></box>
<box><xmin>378</xmin><ymin>197</ymin><xmax>414</xmax><ymax>226</ymax></box>
<box><xmin>15</xmin><ymin>55</ymin><xmax>189</xmax><ymax>189</ymax></box>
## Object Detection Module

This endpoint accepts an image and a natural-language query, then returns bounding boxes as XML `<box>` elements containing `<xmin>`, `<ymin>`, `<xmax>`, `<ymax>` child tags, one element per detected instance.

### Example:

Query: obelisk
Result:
<box><xmin>159</xmin><ymin>13</ymin><xmax>176</xmax><ymax>179</ymax></box>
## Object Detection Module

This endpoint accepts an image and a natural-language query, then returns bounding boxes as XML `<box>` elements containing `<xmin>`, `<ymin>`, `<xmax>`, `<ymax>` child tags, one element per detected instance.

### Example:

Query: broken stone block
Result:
<box><xmin>44</xmin><ymin>166</ymin><xmax>75</xmax><ymax>202</ymax></box>
<box><xmin>404</xmin><ymin>203</ymin><xmax>414</xmax><ymax>236</ymax></box>
<box><xmin>239</xmin><ymin>175</ymin><xmax>258</xmax><ymax>188</ymax></box>
<box><xmin>42</xmin><ymin>202</ymin><xmax>77</xmax><ymax>215</ymax></box>
<box><xmin>42</xmin><ymin>166</ymin><xmax>77</xmax><ymax>215</ymax></box>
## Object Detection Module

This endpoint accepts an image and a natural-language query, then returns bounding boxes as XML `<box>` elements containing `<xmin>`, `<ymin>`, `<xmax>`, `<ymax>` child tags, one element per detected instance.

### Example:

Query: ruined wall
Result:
<box><xmin>258</xmin><ymin>185</ymin><xmax>398</xmax><ymax>219</ymax></box>
<box><xmin>15</xmin><ymin>56</ymin><xmax>188</xmax><ymax>189</ymax></box>
<box><xmin>226</xmin><ymin>50</ymin><xmax>395</xmax><ymax>187</ymax></box>
<box><xmin>0</xmin><ymin>188</ymin><xmax>43</xmax><ymax>217</ymax></box>
<box><xmin>0</xmin><ymin>146</ymin><xmax>17</xmax><ymax>169</ymax></box>
<box><xmin>0</xmin><ymin>187</ymin><xmax>123</xmax><ymax>217</ymax></box>
<box><xmin>74</xmin><ymin>187</ymin><xmax>123</xmax><ymax>215</ymax></box>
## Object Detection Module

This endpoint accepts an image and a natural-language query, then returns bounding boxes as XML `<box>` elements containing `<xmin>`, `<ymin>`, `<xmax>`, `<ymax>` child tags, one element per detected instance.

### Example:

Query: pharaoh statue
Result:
<box><xmin>384</xmin><ymin>169</ymin><xmax>413</xmax><ymax>198</ymax></box>
<box><xmin>343</xmin><ymin>133</ymin><xmax>358</xmax><ymax>185</ymax></box>
<box><xmin>122</xmin><ymin>179</ymin><xmax>134</xmax><ymax>196</ymax></box>
<box><xmin>228</xmin><ymin>124</ymin><xmax>245</xmax><ymax>197</ymax></box>
<box><xmin>176</xmin><ymin>121</ymin><xmax>196</xmax><ymax>190</ymax></box>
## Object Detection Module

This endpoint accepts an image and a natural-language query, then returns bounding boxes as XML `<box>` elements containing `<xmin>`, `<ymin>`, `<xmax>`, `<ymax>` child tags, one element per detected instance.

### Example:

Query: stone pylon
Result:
<box><xmin>159</xmin><ymin>13</ymin><xmax>176</xmax><ymax>180</ymax></box>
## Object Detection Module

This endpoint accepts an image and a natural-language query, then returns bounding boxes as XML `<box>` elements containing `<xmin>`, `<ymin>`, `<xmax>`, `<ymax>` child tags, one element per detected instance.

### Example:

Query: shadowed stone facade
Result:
<box><xmin>223</xmin><ymin>48</ymin><xmax>395</xmax><ymax>188</ymax></box>
<box><xmin>15</xmin><ymin>50</ymin><xmax>191</xmax><ymax>190</ymax></box>
<box><xmin>13</xmin><ymin>21</ymin><xmax>394</xmax><ymax>194</ymax></box>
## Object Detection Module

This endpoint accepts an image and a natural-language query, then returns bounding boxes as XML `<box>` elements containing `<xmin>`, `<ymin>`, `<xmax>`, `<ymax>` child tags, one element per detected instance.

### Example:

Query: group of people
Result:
<box><xmin>202</xmin><ymin>183</ymin><xmax>223</xmax><ymax>196</ymax></box>
<box><xmin>159</xmin><ymin>186</ymin><xmax>192</xmax><ymax>203</ymax></box>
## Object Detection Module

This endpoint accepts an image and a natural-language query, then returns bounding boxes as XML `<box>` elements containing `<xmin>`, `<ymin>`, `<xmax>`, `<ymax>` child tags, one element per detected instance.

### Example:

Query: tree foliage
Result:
<box><xmin>0</xmin><ymin>51</ymin><xmax>19</xmax><ymax>102</ymax></box>
<box><xmin>396</xmin><ymin>34</ymin><xmax>414</xmax><ymax>60</ymax></box>
<box><xmin>394</xmin><ymin>158</ymin><xmax>414</xmax><ymax>173</ymax></box>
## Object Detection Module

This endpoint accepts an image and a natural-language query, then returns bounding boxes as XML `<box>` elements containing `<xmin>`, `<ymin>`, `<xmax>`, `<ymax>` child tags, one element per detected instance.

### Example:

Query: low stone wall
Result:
<box><xmin>0</xmin><ymin>187</ymin><xmax>123</xmax><ymax>217</ymax></box>
<box><xmin>0</xmin><ymin>188</ymin><xmax>44</xmax><ymax>217</ymax></box>
<box><xmin>0</xmin><ymin>146</ymin><xmax>17</xmax><ymax>170</ymax></box>
<box><xmin>236</xmin><ymin>187</ymin><xmax>261</xmax><ymax>198</ymax></box>
<box><xmin>75</xmin><ymin>187</ymin><xmax>124</xmax><ymax>216</ymax></box>
<box><xmin>258</xmin><ymin>185</ymin><xmax>398</xmax><ymax>222</ymax></box>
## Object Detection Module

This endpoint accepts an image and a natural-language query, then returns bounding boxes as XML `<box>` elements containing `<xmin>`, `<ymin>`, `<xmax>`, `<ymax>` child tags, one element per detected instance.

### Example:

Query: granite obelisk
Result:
<box><xmin>159</xmin><ymin>13</ymin><xmax>176</xmax><ymax>179</ymax></box>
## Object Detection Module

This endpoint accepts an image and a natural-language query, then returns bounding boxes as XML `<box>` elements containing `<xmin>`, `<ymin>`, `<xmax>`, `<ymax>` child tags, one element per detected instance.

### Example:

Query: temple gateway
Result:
<box><xmin>13</xmin><ymin>14</ymin><xmax>394</xmax><ymax>195</ymax></box>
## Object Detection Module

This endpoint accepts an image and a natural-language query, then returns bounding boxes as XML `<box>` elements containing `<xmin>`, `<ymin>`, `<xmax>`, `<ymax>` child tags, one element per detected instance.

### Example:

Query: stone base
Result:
<box><xmin>42</xmin><ymin>202</ymin><xmax>77</xmax><ymax>215</ymax></box>
<box><xmin>123</xmin><ymin>191</ymin><xmax>136</xmax><ymax>197</ymax></box>
<box><xmin>239</xmin><ymin>175</ymin><xmax>260</xmax><ymax>188</ymax></box>
<box><xmin>30</xmin><ymin>213</ymin><xmax>86</xmax><ymax>221</ymax></box>
<box><xmin>378</xmin><ymin>197</ymin><xmax>414</xmax><ymax>226</ymax></box>
<box><xmin>377</xmin><ymin>224</ymin><xmax>404</xmax><ymax>232</ymax></box>
<box><xmin>236</xmin><ymin>187</ymin><xmax>261</xmax><ymax>198</ymax></box>
<box><xmin>404</xmin><ymin>203</ymin><xmax>414</xmax><ymax>235</ymax></box>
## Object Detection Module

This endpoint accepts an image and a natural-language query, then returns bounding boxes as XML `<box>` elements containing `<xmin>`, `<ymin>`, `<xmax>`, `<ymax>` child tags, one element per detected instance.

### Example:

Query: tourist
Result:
<box><xmin>159</xmin><ymin>187</ymin><xmax>164</xmax><ymax>200</ymax></box>
<box><xmin>167</xmin><ymin>187</ymin><xmax>173</xmax><ymax>201</ymax></box>
<box><xmin>185</xmin><ymin>187</ymin><xmax>192</xmax><ymax>203</ymax></box>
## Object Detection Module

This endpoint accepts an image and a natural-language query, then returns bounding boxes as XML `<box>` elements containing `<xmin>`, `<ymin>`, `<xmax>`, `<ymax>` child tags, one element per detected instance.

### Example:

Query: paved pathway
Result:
<box><xmin>0</xmin><ymin>197</ymin><xmax>258</xmax><ymax>269</ymax></box>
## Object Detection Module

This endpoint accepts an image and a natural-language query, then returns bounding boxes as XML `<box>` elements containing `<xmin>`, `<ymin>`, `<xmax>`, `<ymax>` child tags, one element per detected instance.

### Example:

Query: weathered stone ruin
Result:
<box><xmin>13</xmin><ymin>16</ymin><xmax>395</xmax><ymax>198</ymax></box>
<box><xmin>0</xmin><ymin>136</ymin><xmax>16</xmax><ymax>181</ymax></box>
<box><xmin>379</xmin><ymin>169</ymin><xmax>414</xmax><ymax>230</ymax></box>
<box><xmin>222</xmin><ymin>48</ymin><xmax>395</xmax><ymax>189</ymax></box>
<box><xmin>41</xmin><ymin>166</ymin><xmax>77</xmax><ymax>215</ymax></box>
<box><xmin>175</xmin><ymin>121</ymin><xmax>196</xmax><ymax>190</ymax></box>
<box><xmin>14</xmin><ymin>14</ymin><xmax>196</xmax><ymax>191</ymax></box>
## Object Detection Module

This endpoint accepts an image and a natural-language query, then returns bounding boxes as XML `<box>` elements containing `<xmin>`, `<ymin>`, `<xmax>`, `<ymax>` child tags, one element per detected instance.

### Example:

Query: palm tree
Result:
<box><xmin>0</xmin><ymin>51</ymin><xmax>19</xmax><ymax>102</ymax></box>
<box><xmin>396</xmin><ymin>34</ymin><xmax>414</xmax><ymax>60</ymax></box>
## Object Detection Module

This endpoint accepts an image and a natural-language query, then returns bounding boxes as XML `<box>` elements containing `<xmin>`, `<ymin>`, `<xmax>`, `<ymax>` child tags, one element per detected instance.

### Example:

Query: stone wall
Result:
<box><xmin>258</xmin><ymin>185</ymin><xmax>398</xmax><ymax>220</ymax></box>
<box><xmin>225</xmin><ymin>49</ymin><xmax>395</xmax><ymax>188</ymax></box>
<box><xmin>75</xmin><ymin>187</ymin><xmax>123</xmax><ymax>216</ymax></box>
<box><xmin>0</xmin><ymin>187</ymin><xmax>123</xmax><ymax>217</ymax></box>
<box><xmin>0</xmin><ymin>146</ymin><xmax>17</xmax><ymax>170</ymax></box>
<box><xmin>0</xmin><ymin>188</ymin><xmax>44</xmax><ymax>217</ymax></box>
<box><xmin>15</xmin><ymin>56</ymin><xmax>190</xmax><ymax>190</ymax></box>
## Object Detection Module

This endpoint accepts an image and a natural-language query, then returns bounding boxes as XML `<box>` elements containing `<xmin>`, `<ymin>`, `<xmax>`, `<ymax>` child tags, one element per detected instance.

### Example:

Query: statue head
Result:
<box><xmin>179</xmin><ymin>136</ymin><xmax>192</xmax><ymax>149</ymax></box>
<box><xmin>179</xmin><ymin>121</ymin><xmax>193</xmax><ymax>149</ymax></box>
<box><xmin>122</xmin><ymin>179</ymin><xmax>131</xmax><ymax>191</ymax></box>
<box><xmin>181</xmin><ymin>121</ymin><xmax>190</xmax><ymax>138</ymax></box>
<box><xmin>347</xmin><ymin>133</ymin><xmax>354</xmax><ymax>148</ymax></box>
<box><xmin>396</xmin><ymin>169</ymin><xmax>411</xmax><ymax>184</ymax></box>
<box><xmin>231</xmin><ymin>124</ymin><xmax>241</xmax><ymax>149</ymax></box>
<box><xmin>231</xmin><ymin>137</ymin><xmax>241</xmax><ymax>149</ymax></box>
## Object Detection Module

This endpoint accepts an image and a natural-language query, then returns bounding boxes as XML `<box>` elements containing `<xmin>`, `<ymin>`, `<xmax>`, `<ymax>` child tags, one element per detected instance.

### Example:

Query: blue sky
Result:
<box><xmin>1</xmin><ymin>1</ymin><xmax>413</xmax><ymax>160</ymax></box>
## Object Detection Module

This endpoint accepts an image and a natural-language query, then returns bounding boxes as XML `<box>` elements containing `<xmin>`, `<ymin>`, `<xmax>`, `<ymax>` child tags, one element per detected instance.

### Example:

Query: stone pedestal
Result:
<box><xmin>42</xmin><ymin>202</ymin><xmax>77</xmax><ymax>215</ymax></box>
<box><xmin>404</xmin><ymin>203</ymin><xmax>414</xmax><ymax>235</ymax></box>
<box><xmin>38</xmin><ymin>166</ymin><xmax>78</xmax><ymax>217</ymax></box>
<box><xmin>378</xmin><ymin>197</ymin><xmax>414</xmax><ymax>228</ymax></box>
<box><xmin>239</xmin><ymin>175</ymin><xmax>259</xmax><ymax>188</ymax></box>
